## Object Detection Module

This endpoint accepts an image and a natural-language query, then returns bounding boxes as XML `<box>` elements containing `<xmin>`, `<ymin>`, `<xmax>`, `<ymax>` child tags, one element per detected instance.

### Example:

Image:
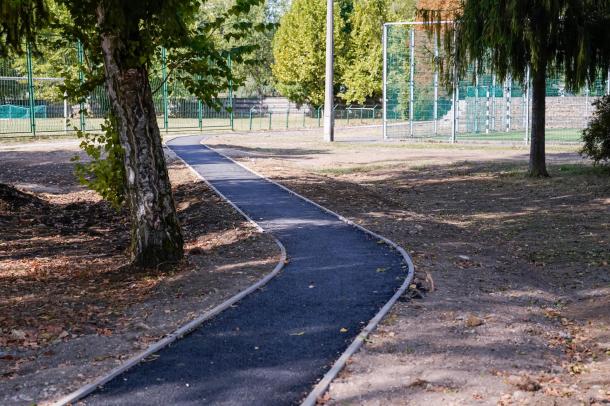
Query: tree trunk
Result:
<box><xmin>97</xmin><ymin>18</ymin><xmax>183</xmax><ymax>267</ymax></box>
<box><xmin>529</xmin><ymin>65</ymin><xmax>549</xmax><ymax>177</ymax></box>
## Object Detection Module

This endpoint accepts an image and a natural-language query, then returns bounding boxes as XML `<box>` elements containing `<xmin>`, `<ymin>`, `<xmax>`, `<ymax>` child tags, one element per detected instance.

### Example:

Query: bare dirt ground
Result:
<box><xmin>0</xmin><ymin>142</ymin><xmax>281</xmax><ymax>405</ymax></box>
<box><xmin>203</xmin><ymin>129</ymin><xmax>610</xmax><ymax>405</ymax></box>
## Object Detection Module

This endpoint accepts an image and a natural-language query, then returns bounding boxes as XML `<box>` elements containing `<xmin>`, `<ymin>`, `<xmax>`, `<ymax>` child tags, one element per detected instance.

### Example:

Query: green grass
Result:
<box><xmin>554</xmin><ymin>163</ymin><xmax>610</xmax><ymax>176</ymax></box>
<box><xmin>316</xmin><ymin>163</ymin><xmax>401</xmax><ymax>176</ymax></box>
<box><xmin>456</xmin><ymin>128</ymin><xmax>583</xmax><ymax>143</ymax></box>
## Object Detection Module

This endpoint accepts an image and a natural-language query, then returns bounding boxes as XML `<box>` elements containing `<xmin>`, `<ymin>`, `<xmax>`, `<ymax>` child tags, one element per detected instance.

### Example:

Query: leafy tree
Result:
<box><xmin>4</xmin><ymin>0</ymin><xmax>265</xmax><ymax>267</ymax></box>
<box><xmin>202</xmin><ymin>0</ymin><xmax>284</xmax><ymax>98</ymax></box>
<box><xmin>340</xmin><ymin>0</ymin><xmax>387</xmax><ymax>104</ymax></box>
<box><xmin>581</xmin><ymin>95</ymin><xmax>610</xmax><ymax>167</ymax></box>
<box><xmin>272</xmin><ymin>0</ymin><xmax>416</xmax><ymax>106</ymax></box>
<box><xmin>272</xmin><ymin>0</ymin><xmax>348</xmax><ymax>106</ymax></box>
<box><xmin>0</xmin><ymin>0</ymin><xmax>50</xmax><ymax>57</ymax></box>
<box><xmin>421</xmin><ymin>0</ymin><xmax>610</xmax><ymax>177</ymax></box>
<box><xmin>73</xmin><ymin>116</ymin><xmax>126</xmax><ymax>208</ymax></box>
<box><xmin>340</xmin><ymin>0</ymin><xmax>415</xmax><ymax>104</ymax></box>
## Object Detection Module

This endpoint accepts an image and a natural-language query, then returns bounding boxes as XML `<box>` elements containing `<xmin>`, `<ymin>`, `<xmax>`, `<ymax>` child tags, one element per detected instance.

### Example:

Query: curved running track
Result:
<box><xmin>82</xmin><ymin>135</ymin><xmax>409</xmax><ymax>405</ymax></box>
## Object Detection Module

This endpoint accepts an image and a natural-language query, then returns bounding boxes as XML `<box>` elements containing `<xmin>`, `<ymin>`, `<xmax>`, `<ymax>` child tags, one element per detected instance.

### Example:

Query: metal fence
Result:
<box><xmin>0</xmin><ymin>41</ymin><xmax>381</xmax><ymax>138</ymax></box>
<box><xmin>382</xmin><ymin>21</ymin><xmax>610</xmax><ymax>143</ymax></box>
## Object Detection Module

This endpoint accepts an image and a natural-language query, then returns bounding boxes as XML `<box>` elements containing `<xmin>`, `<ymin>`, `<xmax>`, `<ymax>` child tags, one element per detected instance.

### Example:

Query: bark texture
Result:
<box><xmin>529</xmin><ymin>66</ymin><xmax>549</xmax><ymax>177</ymax></box>
<box><xmin>97</xmin><ymin>8</ymin><xmax>183</xmax><ymax>267</ymax></box>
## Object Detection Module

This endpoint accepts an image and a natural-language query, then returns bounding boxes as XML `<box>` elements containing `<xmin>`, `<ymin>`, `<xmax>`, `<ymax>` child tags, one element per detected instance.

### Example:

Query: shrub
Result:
<box><xmin>72</xmin><ymin>115</ymin><xmax>126</xmax><ymax>208</ymax></box>
<box><xmin>581</xmin><ymin>95</ymin><xmax>610</xmax><ymax>167</ymax></box>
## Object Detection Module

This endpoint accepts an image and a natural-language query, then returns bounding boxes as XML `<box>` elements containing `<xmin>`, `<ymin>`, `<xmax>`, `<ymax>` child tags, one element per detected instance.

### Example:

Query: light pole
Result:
<box><xmin>323</xmin><ymin>0</ymin><xmax>334</xmax><ymax>142</ymax></box>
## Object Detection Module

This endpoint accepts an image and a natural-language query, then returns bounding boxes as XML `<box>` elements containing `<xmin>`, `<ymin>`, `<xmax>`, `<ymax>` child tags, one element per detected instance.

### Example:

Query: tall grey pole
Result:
<box><xmin>323</xmin><ymin>0</ymin><xmax>334</xmax><ymax>142</ymax></box>
<box><xmin>382</xmin><ymin>24</ymin><xmax>388</xmax><ymax>140</ymax></box>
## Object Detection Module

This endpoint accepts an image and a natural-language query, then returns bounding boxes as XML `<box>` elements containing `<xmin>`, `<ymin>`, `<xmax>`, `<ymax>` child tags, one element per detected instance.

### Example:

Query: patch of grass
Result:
<box><xmin>333</xmin><ymin>141</ymin><xmax>527</xmax><ymax>152</ymax></box>
<box><xmin>554</xmin><ymin>164</ymin><xmax>610</xmax><ymax>176</ymax></box>
<box><xmin>493</xmin><ymin>163</ymin><xmax>609</xmax><ymax>178</ymax></box>
<box><xmin>316</xmin><ymin>163</ymin><xmax>400</xmax><ymax>175</ymax></box>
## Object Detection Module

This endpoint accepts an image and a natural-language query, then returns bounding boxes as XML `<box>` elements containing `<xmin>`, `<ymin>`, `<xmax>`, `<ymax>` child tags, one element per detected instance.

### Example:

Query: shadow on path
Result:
<box><xmin>83</xmin><ymin>135</ymin><xmax>408</xmax><ymax>406</ymax></box>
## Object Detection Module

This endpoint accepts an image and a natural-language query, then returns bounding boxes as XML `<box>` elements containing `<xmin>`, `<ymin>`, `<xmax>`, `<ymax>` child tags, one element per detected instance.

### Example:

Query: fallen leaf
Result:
<box><xmin>465</xmin><ymin>315</ymin><xmax>485</xmax><ymax>328</ymax></box>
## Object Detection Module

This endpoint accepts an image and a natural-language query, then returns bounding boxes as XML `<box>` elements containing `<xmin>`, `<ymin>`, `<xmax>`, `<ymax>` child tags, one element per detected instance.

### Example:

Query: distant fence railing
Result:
<box><xmin>0</xmin><ymin>40</ymin><xmax>381</xmax><ymax>138</ymax></box>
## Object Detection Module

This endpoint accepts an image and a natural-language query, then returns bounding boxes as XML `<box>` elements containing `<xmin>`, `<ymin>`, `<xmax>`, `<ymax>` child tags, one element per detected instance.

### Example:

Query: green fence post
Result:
<box><xmin>303</xmin><ymin>110</ymin><xmax>306</xmax><ymax>128</ymax></box>
<box><xmin>228</xmin><ymin>53</ymin><xmax>234</xmax><ymax>130</ymax></box>
<box><xmin>198</xmin><ymin>100</ymin><xmax>203</xmax><ymax>131</ymax></box>
<box><xmin>286</xmin><ymin>109</ymin><xmax>289</xmax><ymax>128</ymax></box>
<box><xmin>317</xmin><ymin>107</ymin><xmax>321</xmax><ymax>127</ymax></box>
<box><xmin>249</xmin><ymin>109</ymin><xmax>253</xmax><ymax>131</ymax></box>
<box><xmin>196</xmin><ymin>74</ymin><xmax>203</xmax><ymax>131</ymax></box>
<box><xmin>161</xmin><ymin>47</ymin><xmax>168</xmax><ymax>132</ymax></box>
<box><xmin>347</xmin><ymin>107</ymin><xmax>350</xmax><ymax>126</ymax></box>
<box><xmin>26</xmin><ymin>43</ymin><xmax>36</xmax><ymax>136</ymax></box>
<box><xmin>269</xmin><ymin>112</ymin><xmax>272</xmax><ymax>130</ymax></box>
<box><xmin>77</xmin><ymin>40</ymin><xmax>85</xmax><ymax>132</ymax></box>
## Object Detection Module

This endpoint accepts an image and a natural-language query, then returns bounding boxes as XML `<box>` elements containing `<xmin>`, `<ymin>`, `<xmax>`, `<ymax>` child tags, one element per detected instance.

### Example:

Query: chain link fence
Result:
<box><xmin>382</xmin><ymin>22</ymin><xmax>609</xmax><ymax>143</ymax></box>
<box><xmin>0</xmin><ymin>41</ymin><xmax>380</xmax><ymax>138</ymax></box>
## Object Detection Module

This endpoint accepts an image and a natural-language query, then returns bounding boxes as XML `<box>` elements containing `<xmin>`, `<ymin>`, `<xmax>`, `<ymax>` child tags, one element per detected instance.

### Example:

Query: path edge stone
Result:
<box><xmin>199</xmin><ymin>141</ymin><xmax>416</xmax><ymax>406</ymax></box>
<box><xmin>46</xmin><ymin>143</ymin><xmax>288</xmax><ymax>406</ymax></box>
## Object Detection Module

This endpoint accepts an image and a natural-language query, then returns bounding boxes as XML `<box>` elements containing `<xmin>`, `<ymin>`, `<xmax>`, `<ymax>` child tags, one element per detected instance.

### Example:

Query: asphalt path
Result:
<box><xmin>83</xmin><ymin>135</ymin><xmax>407</xmax><ymax>405</ymax></box>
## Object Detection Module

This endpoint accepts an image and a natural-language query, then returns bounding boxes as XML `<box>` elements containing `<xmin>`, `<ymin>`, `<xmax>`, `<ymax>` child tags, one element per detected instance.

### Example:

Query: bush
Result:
<box><xmin>72</xmin><ymin>116</ymin><xmax>126</xmax><ymax>208</ymax></box>
<box><xmin>581</xmin><ymin>95</ymin><xmax>610</xmax><ymax>167</ymax></box>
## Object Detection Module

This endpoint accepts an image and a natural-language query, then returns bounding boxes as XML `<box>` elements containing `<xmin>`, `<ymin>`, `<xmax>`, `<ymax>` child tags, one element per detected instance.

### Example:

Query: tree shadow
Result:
<box><xmin>208</xmin><ymin>143</ymin><xmax>329</xmax><ymax>160</ymax></box>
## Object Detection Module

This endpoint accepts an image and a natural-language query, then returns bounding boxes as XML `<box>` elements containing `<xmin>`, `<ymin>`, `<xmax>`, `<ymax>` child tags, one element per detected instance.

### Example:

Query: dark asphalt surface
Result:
<box><xmin>84</xmin><ymin>135</ymin><xmax>407</xmax><ymax>405</ymax></box>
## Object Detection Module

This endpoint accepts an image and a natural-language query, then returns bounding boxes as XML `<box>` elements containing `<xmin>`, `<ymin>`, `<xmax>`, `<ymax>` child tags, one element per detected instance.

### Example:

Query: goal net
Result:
<box><xmin>382</xmin><ymin>22</ymin><xmax>609</xmax><ymax>143</ymax></box>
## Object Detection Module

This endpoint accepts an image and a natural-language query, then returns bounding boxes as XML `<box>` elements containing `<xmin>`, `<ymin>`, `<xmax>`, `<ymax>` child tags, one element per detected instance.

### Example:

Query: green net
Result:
<box><xmin>383</xmin><ymin>22</ymin><xmax>610</xmax><ymax>143</ymax></box>
<box><xmin>0</xmin><ymin>104</ymin><xmax>47</xmax><ymax>119</ymax></box>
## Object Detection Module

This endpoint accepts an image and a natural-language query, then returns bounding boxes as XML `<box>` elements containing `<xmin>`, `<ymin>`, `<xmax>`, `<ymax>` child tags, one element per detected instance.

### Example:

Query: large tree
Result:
<box><xmin>272</xmin><ymin>0</ymin><xmax>349</xmax><ymax>106</ymax></box>
<box><xmin>203</xmin><ymin>0</ymin><xmax>287</xmax><ymax>98</ymax></box>
<box><xmin>4</xmin><ymin>0</ymin><xmax>264</xmax><ymax>266</ymax></box>
<box><xmin>273</xmin><ymin>0</ymin><xmax>416</xmax><ymax>106</ymax></box>
<box><xmin>341</xmin><ymin>0</ymin><xmax>415</xmax><ymax>104</ymax></box>
<box><xmin>421</xmin><ymin>0</ymin><xmax>610</xmax><ymax>177</ymax></box>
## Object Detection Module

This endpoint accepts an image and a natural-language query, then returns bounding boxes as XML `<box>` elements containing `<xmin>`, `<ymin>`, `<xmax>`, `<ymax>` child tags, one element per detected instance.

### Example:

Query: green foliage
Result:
<box><xmin>272</xmin><ymin>0</ymin><xmax>348</xmax><ymax>106</ymax></box>
<box><xmin>3</xmin><ymin>0</ymin><xmax>269</xmax><ymax>203</ymax></box>
<box><xmin>581</xmin><ymin>95</ymin><xmax>610</xmax><ymax>167</ymax></box>
<box><xmin>420</xmin><ymin>0</ymin><xmax>610</xmax><ymax>90</ymax></box>
<box><xmin>340</xmin><ymin>0</ymin><xmax>386</xmax><ymax>104</ymax></box>
<box><xmin>273</xmin><ymin>0</ymin><xmax>415</xmax><ymax>106</ymax></box>
<box><xmin>201</xmin><ymin>0</ymin><xmax>287</xmax><ymax>97</ymax></box>
<box><xmin>72</xmin><ymin>116</ymin><xmax>126</xmax><ymax>208</ymax></box>
<box><xmin>0</xmin><ymin>0</ymin><xmax>50</xmax><ymax>57</ymax></box>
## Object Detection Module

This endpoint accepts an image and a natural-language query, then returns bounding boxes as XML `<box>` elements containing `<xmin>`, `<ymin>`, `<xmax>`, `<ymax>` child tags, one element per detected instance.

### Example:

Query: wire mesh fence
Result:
<box><xmin>0</xmin><ymin>40</ymin><xmax>380</xmax><ymax>138</ymax></box>
<box><xmin>382</xmin><ymin>22</ymin><xmax>610</xmax><ymax>143</ymax></box>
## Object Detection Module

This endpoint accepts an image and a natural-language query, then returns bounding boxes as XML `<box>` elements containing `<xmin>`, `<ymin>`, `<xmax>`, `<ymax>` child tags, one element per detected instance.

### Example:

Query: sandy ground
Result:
<box><xmin>201</xmin><ymin>129</ymin><xmax>610</xmax><ymax>405</ymax></box>
<box><xmin>0</xmin><ymin>143</ymin><xmax>281</xmax><ymax>405</ymax></box>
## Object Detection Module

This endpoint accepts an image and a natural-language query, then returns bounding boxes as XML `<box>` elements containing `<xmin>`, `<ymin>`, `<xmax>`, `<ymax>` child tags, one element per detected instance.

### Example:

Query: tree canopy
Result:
<box><xmin>421</xmin><ymin>0</ymin><xmax>610</xmax><ymax>177</ymax></box>
<box><xmin>272</xmin><ymin>0</ymin><xmax>348</xmax><ymax>106</ymax></box>
<box><xmin>272</xmin><ymin>0</ymin><xmax>415</xmax><ymax>106</ymax></box>
<box><xmin>2</xmin><ymin>0</ymin><xmax>269</xmax><ymax>267</ymax></box>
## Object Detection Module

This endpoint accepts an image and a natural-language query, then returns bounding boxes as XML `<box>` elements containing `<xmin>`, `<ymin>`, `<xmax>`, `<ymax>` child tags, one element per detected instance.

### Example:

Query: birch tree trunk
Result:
<box><xmin>97</xmin><ymin>8</ymin><xmax>183</xmax><ymax>267</ymax></box>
